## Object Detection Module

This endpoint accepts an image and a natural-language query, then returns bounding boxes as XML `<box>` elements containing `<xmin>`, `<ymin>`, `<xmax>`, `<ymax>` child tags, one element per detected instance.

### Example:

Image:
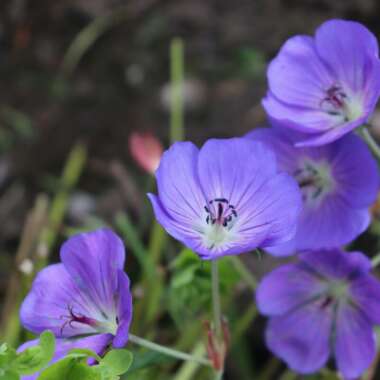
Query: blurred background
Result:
<box><xmin>1</xmin><ymin>1</ymin><xmax>380</xmax><ymax>379</ymax></box>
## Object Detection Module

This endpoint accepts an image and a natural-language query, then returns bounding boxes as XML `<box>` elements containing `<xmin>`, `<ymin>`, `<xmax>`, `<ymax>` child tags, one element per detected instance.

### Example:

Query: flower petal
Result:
<box><xmin>197</xmin><ymin>138</ymin><xmax>277</xmax><ymax>206</ymax></box>
<box><xmin>315</xmin><ymin>19</ymin><xmax>379</xmax><ymax>93</ymax></box>
<box><xmin>147</xmin><ymin>193</ymin><xmax>204</xmax><ymax>253</ymax></box>
<box><xmin>266</xmin><ymin>301</ymin><xmax>332</xmax><ymax>374</ymax></box>
<box><xmin>294</xmin><ymin>116</ymin><xmax>369</xmax><ymax>147</ymax></box>
<box><xmin>330</xmin><ymin>133</ymin><xmax>379</xmax><ymax>208</ymax></box>
<box><xmin>256</xmin><ymin>263</ymin><xmax>326</xmax><ymax>316</ymax></box>
<box><xmin>113</xmin><ymin>271</ymin><xmax>133</xmax><ymax>348</ymax></box>
<box><xmin>236</xmin><ymin>172</ymin><xmax>302</xmax><ymax>249</ymax></box>
<box><xmin>60</xmin><ymin>229</ymin><xmax>125</xmax><ymax>315</ymax></box>
<box><xmin>20</xmin><ymin>264</ymin><xmax>98</xmax><ymax>337</ymax></box>
<box><xmin>155</xmin><ymin>142</ymin><xmax>205</xmax><ymax>228</ymax></box>
<box><xmin>267</xmin><ymin>35</ymin><xmax>333</xmax><ymax>109</ymax></box>
<box><xmin>334</xmin><ymin>303</ymin><xmax>376</xmax><ymax>379</ymax></box>
<box><xmin>246</xmin><ymin>126</ymin><xmax>323</xmax><ymax>176</ymax></box>
<box><xmin>300</xmin><ymin>249</ymin><xmax>372</xmax><ymax>280</ymax></box>
<box><xmin>350</xmin><ymin>274</ymin><xmax>380</xmax><ymax>325</ymax></box>
<box><xmin>262</xmin><ymin>94</ymin><xmax>337</xmax><ymax>133</ymax></box>
<box><xmin>295</xmin><ymin>198</ymin><xmax>370</xmax><ymax>250</ymax></box>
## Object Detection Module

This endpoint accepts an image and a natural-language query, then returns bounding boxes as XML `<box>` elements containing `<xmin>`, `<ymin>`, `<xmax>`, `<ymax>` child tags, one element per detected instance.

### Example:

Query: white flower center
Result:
<box><xmin>320</xmin><ymin>84</ymin><xmax>363</xmax><ymax>123</ymax></box>
<box><xmin>202</xmin><ymin>198</ymin><xmax>238</xmax><ymax>250</ymax></box>
<box><xmin>294</xmin><ymin>159</ymin><xmax>334</xmax><ymax>206</ymax></box>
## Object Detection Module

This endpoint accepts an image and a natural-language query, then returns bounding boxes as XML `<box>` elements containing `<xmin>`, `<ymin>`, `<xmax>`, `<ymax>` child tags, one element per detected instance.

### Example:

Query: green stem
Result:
<box><xmin>359</xmin><ymin>126</ymin><xmax>380</xmax><ymax>160</ymax></box>
<box><xmin>211</xmin><ymin>260</ymin><xmax>224</xmax><ymax>379</ymax></box>
<box><xmin>170</xmin><ymin>38</ymin><xmax>185</xmax><ymax>143</ymax></box>
<box><xmin>172</xmin><ymin>342</ymin><xmax>206</xmax><ymax>380</ymax></box>
<box><xmin>128</xmin><ymin>334</ymin><xmax>210</xmax><ymax>366</ymax></box>
<box><xmin>211</xmin><ymin>260</ymin><xmax>222</xmax><ymax>337</ymax></box>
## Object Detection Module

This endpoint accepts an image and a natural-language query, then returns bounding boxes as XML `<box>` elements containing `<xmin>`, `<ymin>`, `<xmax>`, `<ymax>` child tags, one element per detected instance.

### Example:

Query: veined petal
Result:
<box><xmin>294</xmin><ymin>116</ymin><xmax>369</xmax><ymax>147</ymax></box>
<box><xmin>266</xmin><ymin>301</ymin><xmax>333</xmax><ymax>374</ymax></box>
<box><xmin>334</xmin><ymin>303</ymin><xmax>376</xmax><ymax>379</ymax></box>
<box><xmin>267</xmin><ymin>35</ymin><xmax>333</xmax><ymax>109</ymax></box>
<box><xmin>263</xmin><ymin>94</ymin><xmax>337</xmax><ymax>133</ymax></box>
<box><xmin>246</xmin><ymin>127</ymin><xmax>327</xmax><ymax>176</ymax></box>
<box><xmin>330</xmin><ymin>133</ymin><xmax>379</xmax><ymax>208</ymax></box>
<box><xmin>295</xmin><ymin>197</ymin><xmax>370</xmax><ymax>250</ymax></box>
<box><xmin>155</xmin><ymin>142</ymin><xmax>205</xmax><ymax>227</ymax></box>
<box><xmin>256</xmin><ymin>263</ymin><xmax>325</xmax><ymax>316</ymax></box>
<box><xmin>20</xmin><ymin>264</ymin><xmax>98</xmax><ymax>338</ymax></box>
<box><xmin>315</xmin><ymin>19</ymin><xmax>379</xmax><ymax>93</ymax></box>
<box><xmin>299</xmin><ymin>249</ymin><xmax>372</xmax><ymax>280</ymax></box>
<box><xmin>350</xmin><ymin>274</ymin><xmax>380</xmax><ymax>325</ymax></box>
<box><xmin>113</xmin><ymin>271</ymin><xmax>133</xmax><ymax>348</ymax></box>
<box><xmin>236</xmin><ymin>173</ymin><xmax>302</xmax><ymax>248</ymax></box>
<box><xmin>148</xmin><ymin>193</ymin><xmax>204</xmax><ymax>253</ymax></box>
<box><xmin>197</xmin><ymin>138</ymin><xmax>277</xmax><ymax>206</ymax></box>
<box><xmin>60</xmin><ymin>229</ymin><xmax>125</xmax><ymax>316</ymax></box>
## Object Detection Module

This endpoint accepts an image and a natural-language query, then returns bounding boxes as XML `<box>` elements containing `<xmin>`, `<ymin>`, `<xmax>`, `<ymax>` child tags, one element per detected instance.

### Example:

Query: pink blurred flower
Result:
<box><xmin>129</xmin><ymin>132</ymin><xmax>163</xmax><ymax>174</ymax></box>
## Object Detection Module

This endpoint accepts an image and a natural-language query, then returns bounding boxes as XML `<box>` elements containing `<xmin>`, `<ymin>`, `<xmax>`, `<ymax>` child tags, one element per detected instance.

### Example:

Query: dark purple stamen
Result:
<box><xmin>320</xmin><ymin>85</ymin><xmax>348</xmax><ymax>117</ymax></box>
<box><xmin>60</xmin><ymin>305</ymin><xmax>98</xmax><ymax>334</ymax></box>
<box><xmin>205</xmin><ymin>198</ymin><xmax>237</xmax><ymax>228</ymax></box>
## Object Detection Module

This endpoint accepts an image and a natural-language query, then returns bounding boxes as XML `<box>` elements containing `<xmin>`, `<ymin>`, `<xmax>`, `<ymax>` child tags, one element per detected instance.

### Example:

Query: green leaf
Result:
<box><xmin>126</xmin><ymin>350</ymin><xmax>172</xmax><ymax>374</ymax></box>
<box><xmin>68</xmin><ymin>349</ymin><xmax>101</xmax><ymax>362</ymax></box>
<box><xmin>12</xmin><ymin>331</ymin><xmax>55</xmax><ymax>375</ymax></box>
<box><xmin>99</xmin><ymin>350</ymin><xmax>133</xmax><ymax>376</ymax></box>
<box><xmin>38</xmin><ymin>357</ymin><xmax>100</xmax><ymax>380</ymax></box>
<box><xmin>0</xmin><ymin>344</ymin><xmax>17</xmax><ymax>370</ymax></box>
<box><xmin>168</xmin><ymin>250</ymin><xmax>240</xmax><ymax>324</ymax></box>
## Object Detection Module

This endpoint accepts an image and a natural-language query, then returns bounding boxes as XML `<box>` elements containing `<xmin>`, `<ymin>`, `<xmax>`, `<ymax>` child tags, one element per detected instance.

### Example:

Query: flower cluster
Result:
<box><xmin>17</xmin><ymin>17</ymin><xmax>380</xmax><ymax>380</ymax></box>
<box><xmin>147</xmin><ymin>19</ymin><xmax>380</xmax><ymax>378</ymax></box>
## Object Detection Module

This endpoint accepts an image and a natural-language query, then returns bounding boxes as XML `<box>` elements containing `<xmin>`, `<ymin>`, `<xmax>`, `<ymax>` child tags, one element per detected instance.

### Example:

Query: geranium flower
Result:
<box><xmin>247</xmin><ymin>127</ymin><xmax>379</xmax><ymax>255</ymax></box>
<box><xmin>256</xmin><ymin>248</ymin><xmax>380</xmax><ymax>379</ymax></box>
<box><xmin>19</xmin><ymin>229</ymin><xmax>132</xmax><ymax>379</ymax></box>
<box><xmin>263</xmin><ymin>19</ymin><xmax>380</xmax><ymax>146</ymax></box>
<box><xmin>148</xmin><ymin>138</ymin><xmax>302</xmax><ymax>259</ymax></box>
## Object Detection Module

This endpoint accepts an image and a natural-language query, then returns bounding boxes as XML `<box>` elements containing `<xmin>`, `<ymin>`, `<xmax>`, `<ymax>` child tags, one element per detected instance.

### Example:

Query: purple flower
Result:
<box><xmin>247</xmin><ymin>127</ymin><xmax>379</xmax><ymax>255</ymax></box>
<box><xmin>263</xmin><ymin>19</ymin><xmax>380</xmax><ymax>146</ymax></box>
<box><xmin>18</xmin><ymin>228</ymin><xmax>133</xmax><ymax>379</ymax></box>
<box><xmin>148</xmin><ymin>138</ymin><xmax>302</xmax><ymax>259</ymax></box>
<box><xmin>256</xmin><ymin>248</ymin><xmax>380</xmax><ymax>379</ymax></box>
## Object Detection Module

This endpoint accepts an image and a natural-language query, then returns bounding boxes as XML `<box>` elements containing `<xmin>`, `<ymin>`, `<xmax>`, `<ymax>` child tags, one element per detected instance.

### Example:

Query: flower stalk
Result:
<box><xmin>210</xmin><ymin>260</ymin><xmax>225</xmax><ymax>379</ymax></box>
<box><xmin>211</xmin><ymin>260</ymin><xmax>222</xmax><ymax>338</ymax></box>
<box><xmin>128</xmin><ymin>334</ymin><xmax>210</xmax><ymax>366</ymax></box>
<box><xmin>360</xmin><ymin>126</ymin><xmax>380</xmax><ymax>160</ymax></box>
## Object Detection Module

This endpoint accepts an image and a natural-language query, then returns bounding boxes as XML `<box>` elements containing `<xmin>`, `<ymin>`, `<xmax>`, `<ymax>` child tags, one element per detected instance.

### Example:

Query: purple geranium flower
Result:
<box><xmin>148</xmin><ymin>138</ymin><xmax>302</xmax><ymax>259</ymax></box>
<box><xmin>18</xmin><ymin>228</ymin><xmax>132</xmax><ymax>379</ymax></box>
<box><xmin>256</xmin><ymin>248</ymin><xmax>380</xmax><ymax>379</ymax></box>
<box><xmin>263</xmin><ymin>19</ymin><xmax>380</xmax><ymax>146</ymax></box>
<box><xmin>247</xmin><ymin>127</ymin><xmax>379</xmax><ymax>255</ymax></box>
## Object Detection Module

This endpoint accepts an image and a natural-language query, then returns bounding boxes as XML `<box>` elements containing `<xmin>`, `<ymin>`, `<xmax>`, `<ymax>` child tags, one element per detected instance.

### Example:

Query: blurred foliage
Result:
<box><xmin>168</xmin><ymin>249</ymin><xmax>240</xmax><ymax>325</ymax></box>
<box><xmin>0</xmin><ymin>331</ymin><xmax>55</xmax><ymax>379</ymax></box>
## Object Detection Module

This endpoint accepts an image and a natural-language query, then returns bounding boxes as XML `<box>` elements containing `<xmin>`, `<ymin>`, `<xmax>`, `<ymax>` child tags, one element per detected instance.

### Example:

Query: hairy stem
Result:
<box><xmin>211</xmin><ymin>260</ymin><xmax>222</xmax><ymax>337</ymax></box>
